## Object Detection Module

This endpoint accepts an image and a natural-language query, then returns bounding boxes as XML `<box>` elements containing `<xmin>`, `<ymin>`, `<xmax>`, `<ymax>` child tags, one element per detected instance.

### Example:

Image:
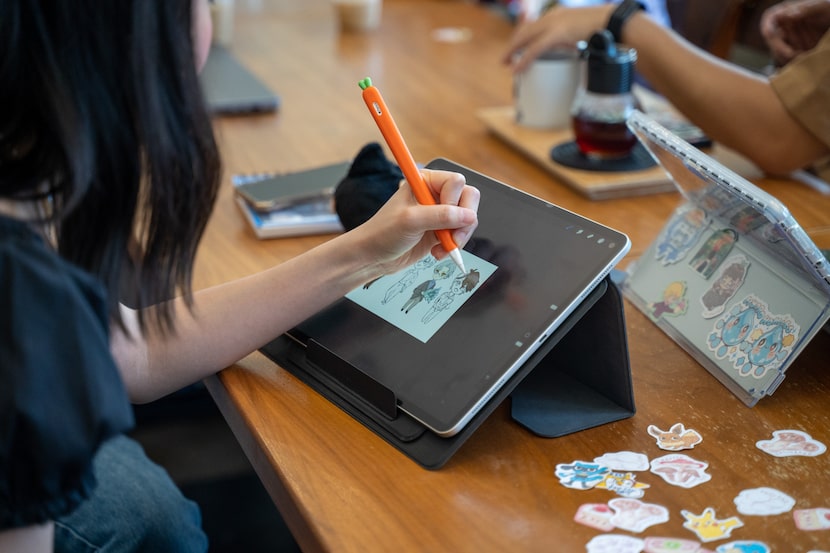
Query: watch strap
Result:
<box><xmin>607</xmin><ymin>0</ymin><xmax>645</xmax><ymax>44</ymax></box>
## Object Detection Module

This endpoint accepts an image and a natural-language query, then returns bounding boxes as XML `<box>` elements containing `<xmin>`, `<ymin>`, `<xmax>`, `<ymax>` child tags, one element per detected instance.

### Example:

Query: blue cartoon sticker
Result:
<box><xmin>706</xmin><ymin>294</ymin><xmax>799</xmax><ymax>379</ymax></box>
<box><xmin>555</xmin><ymin>460</ymin><xmax>609</xmax><ymax>490</ymax></box>
<box><xmin>655</xmin><ymin>207</ymin><xmax>709</xmax><ymax>265</ymax></box>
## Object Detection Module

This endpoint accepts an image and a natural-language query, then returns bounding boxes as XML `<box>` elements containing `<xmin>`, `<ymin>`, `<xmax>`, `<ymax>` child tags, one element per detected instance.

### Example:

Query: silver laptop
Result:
<box><xmin>623</xmin><ymin>110</ymin><xmax>830</xmax><ymax>406</ymax></box>
<box><xmin>200</xmin><ymin>46</ymin><xmax>279</xmax><ymax>114</ymax></box>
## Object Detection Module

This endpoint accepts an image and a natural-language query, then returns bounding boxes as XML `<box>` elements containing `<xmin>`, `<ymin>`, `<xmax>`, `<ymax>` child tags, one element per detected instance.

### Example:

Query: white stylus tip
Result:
<box><xmin>449</xmin><ymin>248</ymin><xmax>466</xmax><ymax>274</ymax></box>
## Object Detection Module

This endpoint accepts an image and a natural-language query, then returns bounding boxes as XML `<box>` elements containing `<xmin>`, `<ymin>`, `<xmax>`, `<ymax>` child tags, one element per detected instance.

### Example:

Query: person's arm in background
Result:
<box><xmin>503</xmin><ymin>4</ymin><xmax>828</xmax><ymax>176</ymax></box>
<box><xmin>762</xmin><ymin>0</ymin><xmax>830</xmax><ymax>65</ymax></box>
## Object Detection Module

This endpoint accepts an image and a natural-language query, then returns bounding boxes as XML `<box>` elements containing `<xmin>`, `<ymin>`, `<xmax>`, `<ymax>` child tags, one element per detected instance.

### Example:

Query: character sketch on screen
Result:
<box><xmin>400</xmin><ymin>258</ymin><xmax>456</xmax><ymax>314</ymax></box>
<box><xmin>646</xmin><ymin>281</ymin><xmax>689</xmax><ymax>320</ymax></box>
<box><xmin>655</xmin><ymin>207</ymin><xmax>708</xmax><ymax>265</ymax></box>
<box><xmin>381</xmin><ymin>255</ymin><xmax>435</xmax><ymax>304</ymax></box>
<box><xmin>707</xmin><ymin>294</ymin><xmax>799</xmax><ymax>378</ymax></box>
<box><xmin>421</xmin><ymin>269</ymin><xmax>480</xmax><ymax>324</ymax></box>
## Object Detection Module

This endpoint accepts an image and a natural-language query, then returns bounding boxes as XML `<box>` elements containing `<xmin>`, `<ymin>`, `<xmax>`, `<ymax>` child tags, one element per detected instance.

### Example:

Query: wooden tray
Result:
<box><xmin>478</xmin><ymin>106</ymin><xmax>675</xmax><ymax>200</ymax></box>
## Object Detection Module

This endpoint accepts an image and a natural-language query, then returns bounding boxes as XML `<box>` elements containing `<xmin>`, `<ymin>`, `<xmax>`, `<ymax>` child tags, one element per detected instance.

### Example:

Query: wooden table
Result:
<box><xmin>198</xmin><ymin>1</ymin><xmax>830</xmax><ymax>551</ymax></box>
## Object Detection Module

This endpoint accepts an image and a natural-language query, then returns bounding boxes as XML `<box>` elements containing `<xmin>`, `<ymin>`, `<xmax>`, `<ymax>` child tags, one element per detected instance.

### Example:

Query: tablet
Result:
<box><xmin>235</xmin><ymin>161</ymin><xmax>349</xmax><ymax>212</ymax></box>
<box><xmin>287</xmin><ymin>158</ymin><xmax>630</xmax><ymax>436</ymax></box>
<box><xmin>624</xmin><ymin>111</ymin><xmax>830</xmax><ymax>405</ymax></box>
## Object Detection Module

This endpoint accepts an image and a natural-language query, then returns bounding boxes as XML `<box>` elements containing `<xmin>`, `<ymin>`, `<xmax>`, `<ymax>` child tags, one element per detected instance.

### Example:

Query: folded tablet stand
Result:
<box><xmin>260</xmin><ymin>276</ymin><xmax>635</xmax><ymax>469</ymax></box>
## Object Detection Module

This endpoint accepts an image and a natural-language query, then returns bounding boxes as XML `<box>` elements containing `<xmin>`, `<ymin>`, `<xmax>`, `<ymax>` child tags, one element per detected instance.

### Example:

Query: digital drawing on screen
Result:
<box><xmin>347</xmin><ymin>252</ymin><xmax>498</xmax><ymax>342</ymax></box>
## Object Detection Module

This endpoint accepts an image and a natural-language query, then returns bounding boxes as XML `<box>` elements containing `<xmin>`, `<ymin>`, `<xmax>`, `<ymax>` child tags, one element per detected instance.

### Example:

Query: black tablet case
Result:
<box><xmin>260</xmin><ymin>276</ymin><xmax>635</xmax><ymax>469</ymax></box>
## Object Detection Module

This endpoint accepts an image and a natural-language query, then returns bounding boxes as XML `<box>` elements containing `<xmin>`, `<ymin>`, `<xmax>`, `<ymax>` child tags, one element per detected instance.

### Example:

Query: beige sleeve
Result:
<box><xmin>770</xmin><ymin>30</ymin><xmax>830</xmax><ymax>149</ymax></box>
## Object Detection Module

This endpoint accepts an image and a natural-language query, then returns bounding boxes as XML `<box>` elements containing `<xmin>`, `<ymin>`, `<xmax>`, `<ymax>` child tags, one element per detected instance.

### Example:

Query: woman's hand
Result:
<box><xmin>351</xmin><ymin>169</ymin><xmax>479</xmax><ymax>276</ymax></box>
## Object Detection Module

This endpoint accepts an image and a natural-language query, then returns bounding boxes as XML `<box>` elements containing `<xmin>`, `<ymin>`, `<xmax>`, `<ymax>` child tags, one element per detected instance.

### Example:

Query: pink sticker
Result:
<box><xmin>681</xmin><ymin>507</ymin><xmax>744</xmax><ymax>543</ymax></box>
<box><xmin>756</xmin><ymin>429</ymin><xmax>827</xmax><ymax>457</ymax></box>
<box><xmin>650</xmin><ymin>454</ymin><xmax>711</xmax><ymax>488</ymax></box>
<box><xmin>648</xmin><ymin>423</ymin><xmax>703</xmax><ymax>451</ymax></box>
<box><xmin>644</xmin><ymin>537</ymin><xmax>702</xmax><ymax>553</ymax></box>
<box><xmin>609</xmin><ymin>498</ymin><xmax>670</xmax><ymax>533</ymax></box>
<box><xmin>794</xmin><ymin>508</ymin><xmax>830</xmax><ymax>531</ymax></box>
<box><xmin>574</xmin><ymin>503</ymin><xmax>615</xmax><ymax>532</ymax></box>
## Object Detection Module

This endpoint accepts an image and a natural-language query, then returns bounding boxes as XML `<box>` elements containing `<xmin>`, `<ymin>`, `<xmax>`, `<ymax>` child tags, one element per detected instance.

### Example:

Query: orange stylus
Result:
<box><xmin>358</xmin><ymin>77</ymin><xmax>466</xmax><ymax>274</ymax></box>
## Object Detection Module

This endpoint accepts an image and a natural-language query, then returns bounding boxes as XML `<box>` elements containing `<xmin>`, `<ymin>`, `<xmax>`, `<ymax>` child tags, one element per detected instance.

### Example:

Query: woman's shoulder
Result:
<box><xmin>0</xmin><ymin>214</ymin><xmax>134</xmax><ymax>529</ymax></box>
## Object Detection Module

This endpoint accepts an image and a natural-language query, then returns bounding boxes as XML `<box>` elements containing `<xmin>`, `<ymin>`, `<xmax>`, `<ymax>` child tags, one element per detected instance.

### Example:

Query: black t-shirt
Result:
<box><xmin>0</xmin><ymin>215</ymin><xmax>134</xmax><ymax>529</ymax></box>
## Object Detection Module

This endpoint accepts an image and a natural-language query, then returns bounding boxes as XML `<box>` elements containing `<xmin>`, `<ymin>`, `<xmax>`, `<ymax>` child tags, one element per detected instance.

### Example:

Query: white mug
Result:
<box><xmin>514</xmin><ymin>49</ymin><xmax>583</xmax><ymax>129</ymax></box>
<box><xmin>332</xmin><ymin>0</ymin><xmax>383</xmax><ymax>33</ymax></box>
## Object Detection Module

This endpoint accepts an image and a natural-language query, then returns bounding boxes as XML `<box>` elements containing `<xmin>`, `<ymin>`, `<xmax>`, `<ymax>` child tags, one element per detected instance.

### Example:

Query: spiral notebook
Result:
<box><xmin>623</xmin><ymin>111</ymin><xmax>830</xmax><ymax>406</ymax></box>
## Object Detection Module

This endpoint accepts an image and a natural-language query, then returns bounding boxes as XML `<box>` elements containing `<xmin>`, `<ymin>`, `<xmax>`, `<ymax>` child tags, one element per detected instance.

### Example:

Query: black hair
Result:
<box><xmin>0</xmin><ymin>0</ymin><xmax>221</xmax><ymax>333</ymax></box>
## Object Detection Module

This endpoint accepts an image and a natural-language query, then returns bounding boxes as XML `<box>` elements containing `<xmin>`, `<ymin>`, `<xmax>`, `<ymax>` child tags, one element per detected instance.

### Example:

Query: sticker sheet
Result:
<box><xmin>346</xmin><ymin>253</ymin><xmax>497</xmax><ymax>343</ymax></box>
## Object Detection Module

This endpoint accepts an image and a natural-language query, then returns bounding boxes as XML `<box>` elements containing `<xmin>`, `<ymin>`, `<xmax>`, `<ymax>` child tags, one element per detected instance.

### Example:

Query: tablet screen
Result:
<box><xmin>291</xmin><ymin>159</ymin><xmax>630</xmax><ymax>435</ymax></box>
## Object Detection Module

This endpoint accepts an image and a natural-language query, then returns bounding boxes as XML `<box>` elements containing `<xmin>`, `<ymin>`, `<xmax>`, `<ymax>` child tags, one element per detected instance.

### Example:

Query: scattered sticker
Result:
<box><xmin>650</xmin><ymin>454</ymin><xmax>711</xmax><ymax>488</ymax></box>
<box><xmin>734</xmin><ymin>487</ymin><xmax>795</xmax><ymax>516</ymax></box>
<box><xmin>794</xmin><ymin>507</ymin><xmax>830</xmax><ymax>531</ymax></box>
<box><xmin>609</xmin><ymin>498</ymin><xmax>670</xmax><ymax>533</ymax></box>
<box><xmin>595</xmin><ymin>471</ymin><xmax>651</xmax><ymax>498</ymax></box>
<box><xmin>594</xmin><ymin>451</ymin><xmax>650</xmax><ymax>472</ymax></box>
<box><xmin>715</xmin><ymin>541</ymin><xmax>769</xmax><ymax>553</ymax></box>
<box><xmin>648</xmin><ymin>423</ymin><xmax>703</xmax><ymax>451</ymax></box>
<box><xmin>574</xmin><ymin>503</ymin><xmax>615</xmax><ymax>532</ymax></box>
<box><xmin>555</xmin><ymin>460</ymin><xmax>609</xmax><ymax>490</ymax></box>
<box><xmin>756</xmin><ymin>429</ymin><xmax>827</xmax><ymax>457</ymax></box>
<box><xmin>681</xmin><ymin>507</ymin><xmax>744</xmax><ymax>543</ymax></box>
<box><xmin>586</xmin><ymin>534</ymin><xmax>645</xmax><ymax>553</ymax></box>
<box><xmin>643</xmin><ymin>537</ymin><xmax>703</xmax><ymax>552</ymax></box>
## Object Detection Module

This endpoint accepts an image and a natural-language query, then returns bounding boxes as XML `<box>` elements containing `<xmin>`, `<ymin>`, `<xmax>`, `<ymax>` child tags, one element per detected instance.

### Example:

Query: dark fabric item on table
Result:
<box><xmin>334</xmin><ymin>142</ymin><xmax>402</xmax><ymax>231</ymax></box>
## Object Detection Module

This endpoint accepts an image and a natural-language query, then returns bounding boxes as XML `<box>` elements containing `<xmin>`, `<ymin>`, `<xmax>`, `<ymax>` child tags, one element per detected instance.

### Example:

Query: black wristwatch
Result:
<box><xmin>606</xmin><ymin>0</ymin><xmax>645</xmax><ymax>44</ymax></box>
